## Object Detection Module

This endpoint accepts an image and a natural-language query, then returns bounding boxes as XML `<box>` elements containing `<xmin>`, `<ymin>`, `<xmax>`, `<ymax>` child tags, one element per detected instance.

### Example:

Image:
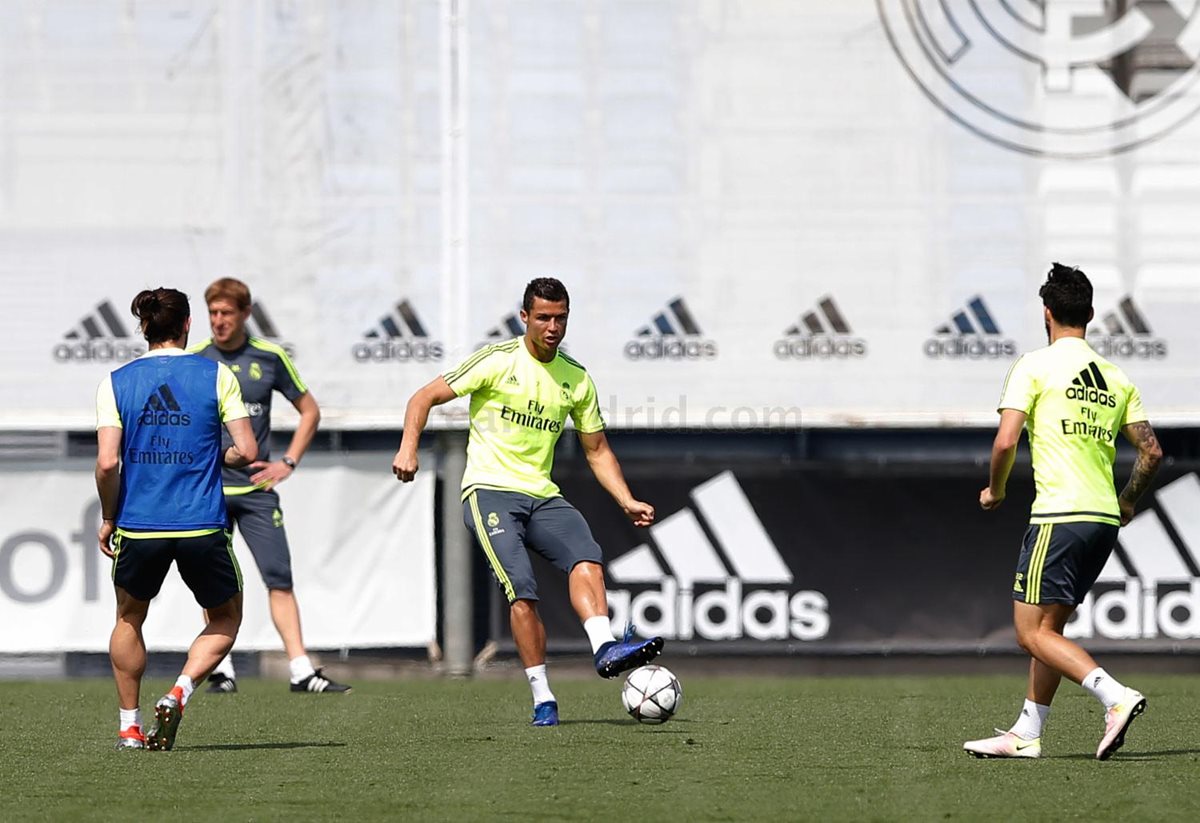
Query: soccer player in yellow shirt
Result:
<box><xmin>964</xmin><ymin>264</ymin><xmax>1162</xmax><ymax>761</ymax></box>
<box><xmin>392</xmin><ymin>278</ymin><xmax>663</xmax><ymax>726</ymax></box>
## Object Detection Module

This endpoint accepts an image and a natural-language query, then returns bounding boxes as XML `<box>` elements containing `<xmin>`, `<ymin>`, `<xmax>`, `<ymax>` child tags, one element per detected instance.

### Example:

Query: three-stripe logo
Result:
<box><xmin>138</xmin><ymin>383</ymin><xmax>191</xmax><ymax>426</ymax></box>
<box><xmin>245</xmin><ymin>302</ymin><xmax>298</xmax><ymax>359</ymax></box>
<box><xmin>54</xmin><ymin>300</ymin><xmax>147</xmax><ymax>363</ymax></box>
<box><xmin>775</xmin><ymin>296</ymin><xmax>866</xmax><ymax>359</ymax></box>
<box><xmin>1087</xmin><ymin>296</ymin><xmax>1168</xmax><ymax>360</ymax></box>
<box><xmin>606</xmin><ymin>471</ymin><xmax>829</xmax><ymax>641</ymax></box>
<box><xmin>625</xmin><ymin>297</ymin><xmax>717</xmax><ymax>360</ymax></box>
<box><xmin>353</xmin><ymin>299</ymin><xmax>444</xmax><ymax>362</ymax></box>
<box><xmin>925</xmin><ymin>295</ymin><xmax>1015</xmax><ymax>359</ymax></box>
<box><xmin>1068</xmin><ymin>473</ymin><xmax>1200</xmax><ymax>641</ymax></box>
<box><xmin>485</xmin><ymin>308</ymin><xmax>526</xmax><ymax>341</ymax></box>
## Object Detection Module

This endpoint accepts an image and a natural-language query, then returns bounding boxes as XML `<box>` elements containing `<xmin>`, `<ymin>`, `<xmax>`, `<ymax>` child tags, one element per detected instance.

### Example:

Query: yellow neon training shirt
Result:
<box><xmin>998</xmin><ymin>337</ymin><xmax>1148</xmax><ymax>526</ymax></box>
<box><xmin>444</xmin><ymin>338</ymin><xmax>606</xmax><ymax>499</ymax></box>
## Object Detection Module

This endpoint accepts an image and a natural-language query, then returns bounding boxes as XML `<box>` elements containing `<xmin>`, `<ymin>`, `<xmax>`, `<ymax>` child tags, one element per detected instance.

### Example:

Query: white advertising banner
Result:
<box><xmin>2</xmin><ymin>2</ymin><xmax>1199</xmax><ymax>429</ymax></box>
<box><xmin>0</xmin><ymin>456</ymin><xmax>435</xmax><ymax>652</ymax></box>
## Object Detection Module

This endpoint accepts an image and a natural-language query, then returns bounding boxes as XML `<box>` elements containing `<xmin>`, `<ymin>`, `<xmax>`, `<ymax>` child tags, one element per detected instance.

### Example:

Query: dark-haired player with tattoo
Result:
<box><xmin>964</xmin><ymin>264</ymin><xmax>1163</xmax><ymax>761</ymax></box>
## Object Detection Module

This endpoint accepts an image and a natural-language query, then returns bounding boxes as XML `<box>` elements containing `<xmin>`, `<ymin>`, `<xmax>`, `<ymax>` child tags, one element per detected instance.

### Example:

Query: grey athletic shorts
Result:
<box><xmin>463</xmin><ymin>488</ymin><xmax>604</xmax><ymax>603</ymax></box>
<box><xmin>225</xmin><ymin>489</ymin><xmax>294</xmax><ymax>590</ymax></box>
<box><xmin>1012</xmin><ymin>521</ymin><xmax>1120</xmax><ymax>606</ymax></box>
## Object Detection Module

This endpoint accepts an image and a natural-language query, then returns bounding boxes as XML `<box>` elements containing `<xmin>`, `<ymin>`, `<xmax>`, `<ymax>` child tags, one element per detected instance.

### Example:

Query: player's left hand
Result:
<box><xmin>624</xmin><ymin>499</ymin><xmax>655</xmax><ymax>527</ymax></box>
<box><xmin>98</xmin><ymin>520</ymin><xmax>116</xmax><ymax>558</ymax></box>
<box><xmin>249</xmin><ymin>460</ymin><xmax>293</xmax><ymax>490</ymax></box>
<box><xmin>979</xmin><ymin>487</ymin><xmax>1005</xmax><ymax>511</ymax></box>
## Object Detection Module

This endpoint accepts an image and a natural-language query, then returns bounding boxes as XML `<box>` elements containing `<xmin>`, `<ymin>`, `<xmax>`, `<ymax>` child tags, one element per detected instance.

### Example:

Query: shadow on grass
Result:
<box><xmin>1052</xmin><ymin>748</ymin><xmax>1200</xmax><ymax>760</ymax></box>
<box><xmin>557</xmin><ymin>719</ymin><xmax>695</xmax><ymax>728</ymax></box>
<box><xmin>183</xmin><ymin>741</ymin><xmax>347</xmax><ymax>752</ymax></box>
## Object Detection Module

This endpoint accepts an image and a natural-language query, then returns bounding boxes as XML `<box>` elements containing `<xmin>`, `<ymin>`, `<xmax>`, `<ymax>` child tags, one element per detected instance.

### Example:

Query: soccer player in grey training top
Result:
<box><xmin>189</xmin><ymin>277</ymin><xmax>350</xmax><ymax>694</ymax></box>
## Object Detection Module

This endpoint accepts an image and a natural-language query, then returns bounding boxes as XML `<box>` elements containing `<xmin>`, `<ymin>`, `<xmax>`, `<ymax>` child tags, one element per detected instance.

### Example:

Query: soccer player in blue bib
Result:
<box><xmin>393</xmin><ymin>278</ymin><xmax>664</xmax><ymax>726</ymax></box>
<box><xmin>96</xmin><ymin>288</ymin><xmax>258</xmax><ymax>750</ymax></box>
<box><xmin>964</xmin><ymin>265</ymin><xmax>1163</xmax><ymax>760</ymax></box>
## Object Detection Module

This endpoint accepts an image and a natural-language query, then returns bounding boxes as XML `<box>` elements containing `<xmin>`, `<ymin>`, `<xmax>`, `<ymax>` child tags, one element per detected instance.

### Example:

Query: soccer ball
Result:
<box><xmin>621</xmin><ymin>664</ymin><xmax>682</xmax><ymax>724</ymax></box>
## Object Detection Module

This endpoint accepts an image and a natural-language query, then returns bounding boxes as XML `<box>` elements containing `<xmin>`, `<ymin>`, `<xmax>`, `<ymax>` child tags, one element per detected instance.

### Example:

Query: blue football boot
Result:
<box><xmin>593</xmin><ymin>624</ymin><xmax>665</xmax><ymax>679</ymax></box>
<box><xmin>531</xmin><ymin>700</ymin><xmax>559</xmax><ymax>727</ymax></box>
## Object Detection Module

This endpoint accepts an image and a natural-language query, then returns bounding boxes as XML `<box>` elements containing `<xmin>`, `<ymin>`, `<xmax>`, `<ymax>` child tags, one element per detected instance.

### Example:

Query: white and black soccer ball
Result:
<box><xmin>621</xmin><ymin>664</ymin><xmax>682</xmax><ymax>724</ymax></box>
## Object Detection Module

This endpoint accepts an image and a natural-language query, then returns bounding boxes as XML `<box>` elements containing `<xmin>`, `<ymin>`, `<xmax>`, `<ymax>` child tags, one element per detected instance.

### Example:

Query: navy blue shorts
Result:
<box><xmin>463</xmin><ymin>489</ymin><xmax>604</xmax><ymax>603</ymax></box>
<box><xmin>226</xmin><ymin>489</ymin><xmax>294</xmax><ymax>590</ymax></box>
<box><xmin>1012</xmin><ymin>521</ymin><xmax>1120</xmax><ymax>606</ymax></box>
<box><xmin>112</xmin><ymin>529</ymin><xmax>242</xmax><ymax>609</ymax></box>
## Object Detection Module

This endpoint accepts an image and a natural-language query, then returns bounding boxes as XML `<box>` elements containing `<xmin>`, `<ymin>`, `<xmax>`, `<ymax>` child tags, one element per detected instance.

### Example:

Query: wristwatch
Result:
<box><xmin>281</xmin><ymin>456</ymin><xmax>297</xmax><ymax>470</ymax></box>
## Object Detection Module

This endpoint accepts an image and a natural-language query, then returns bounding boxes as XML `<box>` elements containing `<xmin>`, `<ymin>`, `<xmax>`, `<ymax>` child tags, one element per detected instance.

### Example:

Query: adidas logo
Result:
<box><xmin>352</xmin><ymin>299</ymin><xmax>444</xmax><ymax>363</ymax></box>
<box><xmin>54</xmin><ymin>300</ymin><xmax>147</xmax><ymax>363</ymax></box>
<box><xmin>470</xmin><ymin>308</ymin><xmax>525</xmax><ymax>351</ymax></box>
<box><xmin>606</xmin><ymin>471</ymin><xmax>829</xmax><ymax>641</ymax></box>
<box><xmin>774</xmin><ymin>296</ymin><xmax>867</xmax><ymax>360</ymax></box>
<box><xmin>246</xmin><ymin>301</ymin><xmax>297</xmax><ymax>359</ymax></box>
<box><xmin>624</xmin><ymin>297</ymin><xmax>717</xmax><ymax>360</ymax></box>
<box><xmin>1064</xmin><ymin>361</ymin><xmax>1117</xmax><ymax>411</ymax></box>
<box><xmin>485</xmin><ymin>309</ymin><xmax>525</xmax><ymax>341</ymax></box>
<box><xmin>505</xmin><ymin>374</ymin><xmax>520</xmax><ymax>386</ymax></box>
<box><xmin>1068</xmin><ymin>473</ymin><xmax>1200</xmax><ymax>641</ymax></box>
<box><xmin>138</xmin><ymin>384</ymin><xmax>191</xmax><ymax>426</ymax></box>
<box><xmin>1087</xmin><ymin>296</ymin><xmax>1168</xmax><ymax>359</ymax></box>
<box><xmin>924</xmin><ymin>296</ymin><xmax>1016</xmax><ymax>359</ymax></box>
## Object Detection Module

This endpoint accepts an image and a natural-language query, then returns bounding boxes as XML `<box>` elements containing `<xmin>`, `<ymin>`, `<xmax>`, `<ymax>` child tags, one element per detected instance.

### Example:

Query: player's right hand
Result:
<box><xmin>393</xmin><ymin>450</ymin><xmax>418</xmax><ymax>482</ymax></box>
<box><xmin>98</xmin><ymin>520</ymin><xmax>116</xmax><ymax>558</ymax></box>
<box><xmin>979</xmin><ymin>487</ymin><xmax>1005</xmax><ymax>511</ymax></box>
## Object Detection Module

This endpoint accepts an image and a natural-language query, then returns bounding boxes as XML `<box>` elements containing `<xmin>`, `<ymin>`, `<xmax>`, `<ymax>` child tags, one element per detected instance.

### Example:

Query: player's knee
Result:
<box><xmin>510</xmin><ymin>598</ymin><xmax>539</xmax><ymax>619</ymax></box>
<box><xmin>570</xmin><ymin>560</ymin><xmax>603</xmax><ymax>580</ymax></box>
<box><xmin>1014</xmin><ymin>623</ymin><xmax>1049</xmax><ymax>655</ymax></box>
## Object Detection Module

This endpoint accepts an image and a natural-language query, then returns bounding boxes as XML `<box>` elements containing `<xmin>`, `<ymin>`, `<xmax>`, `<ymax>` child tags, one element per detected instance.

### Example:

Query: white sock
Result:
<box><xmin>583</xmin><ymin>616</ymin><xmax>617</xmax><ymax>654</ymax></box>
<box><xmin>1081</xmin><ymin>667</ymin><xmax>1126</xmax><ymax>708</ymax></box>
<box><xmin>525</xmin><ymin>664</ymin><xmax>556</xmax><ymax>706</ymax></box>
<box><xmin>289</xmin><ymin>654</ymin><xmax>317</xmax><ymax>684</ymax></box>
<box><xmin>1009</xmin><ymin>699</ymin><xmax>1051</xmax><ymax>740</ymax></box>
<box><xmin>174</xmin><ymin>675</ymin><xmax>195</xmax><ymax>707</ymax></box>
<box><xmin>119</xmin><ymin>707</ymin><xmax>142</xmax><ymax>732</ymax></box>
<box><xmin>213</xmin><ymin>655</ymin><xmax>237</xmax><ymax>679</ymax></box>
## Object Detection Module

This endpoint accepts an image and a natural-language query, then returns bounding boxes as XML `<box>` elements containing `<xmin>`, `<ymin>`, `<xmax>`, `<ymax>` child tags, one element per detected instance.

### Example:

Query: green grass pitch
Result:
<box><xmin>2</xmin><ymin>672</ymin><xmax>1199</xmax><ymax>821</ymax></box>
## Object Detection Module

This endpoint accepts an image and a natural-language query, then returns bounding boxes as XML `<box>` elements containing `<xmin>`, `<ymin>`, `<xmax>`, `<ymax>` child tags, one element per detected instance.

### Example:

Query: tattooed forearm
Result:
<box><xmin>1120</xmin><ymin>421</ymin><xmax>1163</xmax><ymax>504</ymax></box>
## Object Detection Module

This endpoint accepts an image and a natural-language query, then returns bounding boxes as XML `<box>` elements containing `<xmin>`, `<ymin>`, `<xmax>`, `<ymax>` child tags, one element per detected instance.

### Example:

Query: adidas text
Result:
<box><xmin>1088</xmin><ymin>335</ymin><xmax>1168</xmax><ymax>360</ymax></box>
<box><xmin>624</xmin><ymin>338</ymin><xmax>717</xmax><ymax>361</ymax></box>
<box><xmin>53</xmin><ymin>340</ymin><xmax>146</xmax><ymax>363</ymax></box>
<box><xmin>923</xmin><ymin>337</ymin><xmax>1016</xmax><ymax>359</ymax></box>
<box><xmin>1068</xmin><ymin>581</ymin><xmax>1200</xmax><ymax>640</ymax></box>
<box><xmin>608</xmin><ymin>578</ymin><xmax>830</xmax><ymax>642</ymax></box>
<box><xmin>138</xmin><ymin>410</ymin><xmax>192</xmax><ymax>427</ymax></box>
<box><xmin>352</xmin><ymin>340</ymin><xmax>444</xmax><ymax>363</ymax></box>
<box><xmin>774</xmin><ymin>336</ymin><xmax>867</xmax><ymax>359</ymax></box>
<box><xmin>1065</xmin><ymin>386</ymin><xmax>1116</xmax><ymax>407</ymax></box>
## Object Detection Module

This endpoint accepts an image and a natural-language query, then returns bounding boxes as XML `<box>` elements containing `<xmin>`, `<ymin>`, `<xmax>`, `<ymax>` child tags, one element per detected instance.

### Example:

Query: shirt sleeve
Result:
<box><xmin>571</xmin><ymin>374</ymin><xmax>606</xmax><ymax>434</ymax></box>
<box><xmin>217</xmin><ymin>363</ymin><xmax>250</xmax><ymax>423</ymax></box>
<box><xmin>272</xmin><ymin>349</ymin><xmax>308</xmax><ymax>402</ymax></box>
<box><xmin>443</xmin><ymin>346</ymin><xmax>501</xmax><ymax>397</ymax></box>
<box><xmin>997</xmin><ymin>355</ymin><xmax>1037</xmax><ymax>415</ymax></box>
<box><xmin>95</xmin><ymin>375</ymin><xmax>121</xmax><ymax>429</ymax></box>
<box><xmin>1122</xmin><ymin>384</ymin><xmax>1149</xmax><ymax>427</ymax></box>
